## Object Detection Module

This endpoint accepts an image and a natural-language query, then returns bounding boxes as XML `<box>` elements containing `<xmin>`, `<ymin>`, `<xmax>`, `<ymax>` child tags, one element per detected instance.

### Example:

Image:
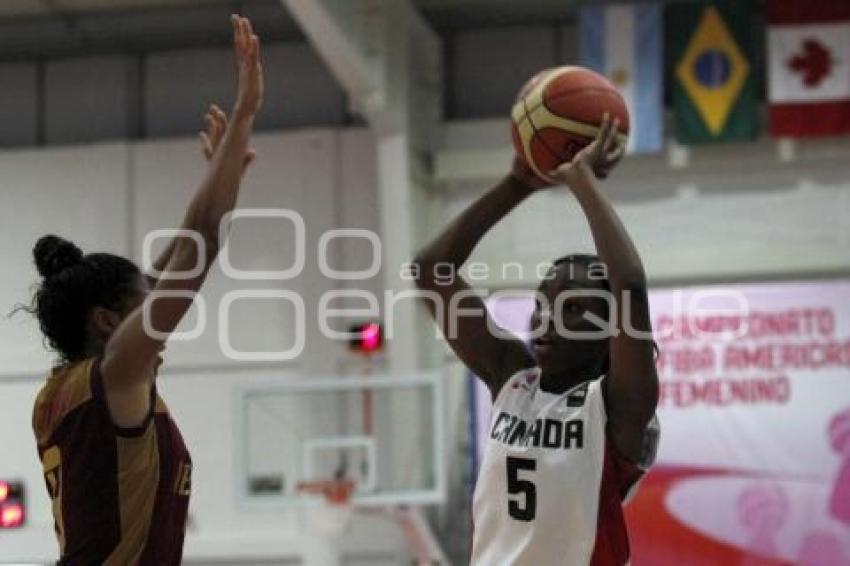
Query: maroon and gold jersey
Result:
<box><xmin>32</xmin><ymin>358</ymin><xmax>192</xmax><ymax>566</ymax></box>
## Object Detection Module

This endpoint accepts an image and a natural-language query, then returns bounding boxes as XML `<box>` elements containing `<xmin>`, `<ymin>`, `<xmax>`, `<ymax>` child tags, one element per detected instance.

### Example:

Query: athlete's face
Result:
<box><xmin>96</xmin><ymin>275</ymin><xmax>164</xmax><ymax>373</ymax></box>
<box><xmin>121</xmin><ymin>277</ymin><xmax>165</xmax><ymax>373</ymax></box>
<box><xmin>529</xmin><ymin>262</ymin><xmax>610</xmax><ymax>378</ymax></box>
<box><xmin>121</xmin><ymin>275</ymin><xmax>149</xmax><ymax>314</ymax></box>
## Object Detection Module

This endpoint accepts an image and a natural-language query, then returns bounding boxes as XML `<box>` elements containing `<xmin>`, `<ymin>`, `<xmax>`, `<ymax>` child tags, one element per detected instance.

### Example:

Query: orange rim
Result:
<box><xmin>296</xmin><ymin>479</ymin><xmax>356</xmax><ymax>505</ymax></box>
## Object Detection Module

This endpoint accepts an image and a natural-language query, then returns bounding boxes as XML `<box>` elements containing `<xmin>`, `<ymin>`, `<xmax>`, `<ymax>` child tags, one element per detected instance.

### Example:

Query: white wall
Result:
<box><xmin>435</xmin><ymin>119</ymin><xmax>850</xmax><ymax>287</ymax></box>
<box><xmin>131</xmin><ymin>130</ymin><xmax>344</xmax><ymax>372</ymax></box>
<box><xmin>0</xmin><ymin>127</ymin><xmax>381</xmax><ymax>379</ymax></box>
<box><xmin>0</xmin><ymin>144</ymin><xmax>133</xmax><ymax>375</ymax></box>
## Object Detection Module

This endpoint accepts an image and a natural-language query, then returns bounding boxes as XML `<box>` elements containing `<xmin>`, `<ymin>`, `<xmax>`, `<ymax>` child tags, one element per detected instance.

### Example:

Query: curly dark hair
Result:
<box><xmin>27</xmin><ymin>235</ymin><xmax>142</xmax><ymax>363</ymax></box>
<box><xmin>551</xmin><ymin>253</ymin><xmax>611</xmax><ymax>291</ymax></box>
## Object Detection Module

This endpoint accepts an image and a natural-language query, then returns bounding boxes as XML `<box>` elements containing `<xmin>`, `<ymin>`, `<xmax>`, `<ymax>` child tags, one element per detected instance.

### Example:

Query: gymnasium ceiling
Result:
<box><xmin>0</xmin><ymin>0</ymin><xmax>582</xmax><ymax>60</ymax></box>
<box><xmin>0</xmin><ymin>0</ymin><xmax>582</xmax><ymax>19</ymax></box>
<box><xmin>0</xmin><ymin>0</ymin><xmax>239</xmax><ymax>17</ymax></box>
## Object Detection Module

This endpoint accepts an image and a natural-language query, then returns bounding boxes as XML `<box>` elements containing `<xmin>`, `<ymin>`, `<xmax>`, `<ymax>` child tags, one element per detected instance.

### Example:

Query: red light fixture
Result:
<box><xmin>0</xmin><ymin>503</ymin><xmax>23</xmax><ymax>528</ymax></box>
<box><xmin>0</xmin><ymin>480</ymin><xmax>25</xmax><ymax>529</ymax></box>
<box><xmin>349</xmin><ymin>321</ymin><xmax>383</xmax><ymax>355</ymax></box>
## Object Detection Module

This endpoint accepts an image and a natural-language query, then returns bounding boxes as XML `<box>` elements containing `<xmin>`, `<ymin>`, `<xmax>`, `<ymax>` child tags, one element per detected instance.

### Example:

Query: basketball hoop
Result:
<box><xmin>296</xmin><ymin>479</ymin><xmax>356</xmax><ymax>537</ymax></box>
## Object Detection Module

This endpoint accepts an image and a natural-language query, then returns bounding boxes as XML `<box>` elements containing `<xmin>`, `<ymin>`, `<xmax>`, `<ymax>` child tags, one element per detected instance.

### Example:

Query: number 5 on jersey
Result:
<box><xmin>507</xmin><ymin>456</ymin><xmax>536</xmax><ymax>521</ymax></box>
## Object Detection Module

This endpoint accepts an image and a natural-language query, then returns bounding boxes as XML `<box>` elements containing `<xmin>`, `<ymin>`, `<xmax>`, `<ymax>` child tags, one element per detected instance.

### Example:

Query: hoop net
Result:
<box><xmin>296</xmin><ymin>479</ymin><xmax>356</xmax><ymax>536</ymax></box>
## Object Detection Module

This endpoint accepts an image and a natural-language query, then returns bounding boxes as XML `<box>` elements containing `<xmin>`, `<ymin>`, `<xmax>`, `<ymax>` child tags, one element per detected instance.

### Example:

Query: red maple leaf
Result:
<box><xmin>788</xmin><ymin>38</ymin><xmax>833</xmax><ymax>88</ymax></box>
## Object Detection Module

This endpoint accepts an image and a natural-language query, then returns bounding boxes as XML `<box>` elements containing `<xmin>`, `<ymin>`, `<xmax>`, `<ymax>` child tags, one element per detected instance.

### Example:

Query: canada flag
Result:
<box><xmin>767</xmin><ymin>2</ymin><xmax>850</xmax><ymax>137</ymax></box>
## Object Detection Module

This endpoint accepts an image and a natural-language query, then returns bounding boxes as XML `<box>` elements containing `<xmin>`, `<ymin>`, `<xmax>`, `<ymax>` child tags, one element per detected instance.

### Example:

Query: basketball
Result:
<box><xmin>511</xmin><ymin>66</ymin><xmax>630</xmax><ymax>182</ymax></box>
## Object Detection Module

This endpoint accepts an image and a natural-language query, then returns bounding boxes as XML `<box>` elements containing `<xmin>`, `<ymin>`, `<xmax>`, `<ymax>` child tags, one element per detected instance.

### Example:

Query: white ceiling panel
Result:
<box><xmin>0</xmin><ymin>0</ymin><xmax>49</xmax><ymax>17</ymax></box>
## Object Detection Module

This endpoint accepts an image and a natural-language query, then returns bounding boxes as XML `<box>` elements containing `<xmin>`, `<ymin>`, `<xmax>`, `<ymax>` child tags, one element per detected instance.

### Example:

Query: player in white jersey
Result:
<box><xmin>413</xmin><ymin>115</ymin><xmax>659</xmax><ymax>565</ymax></box>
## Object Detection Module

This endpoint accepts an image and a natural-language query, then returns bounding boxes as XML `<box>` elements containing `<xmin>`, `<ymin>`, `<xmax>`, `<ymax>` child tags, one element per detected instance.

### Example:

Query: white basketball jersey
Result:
<box><xmin>471</xmin><ymin>367</ymin><xmax>658</xmax><ymax>566</ymax></box>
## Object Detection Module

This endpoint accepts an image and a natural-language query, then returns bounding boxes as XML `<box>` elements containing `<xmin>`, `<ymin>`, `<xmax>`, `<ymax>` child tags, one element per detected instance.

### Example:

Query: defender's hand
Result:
<box><xmin>231</xmin><ymin>15</ymin><xmax>264</xmax><ymax>120</ymax></box>
<box><xmin>199</xmin><ymin>104</ymin><xmax>256</xmax><ymax>169</ymax></box>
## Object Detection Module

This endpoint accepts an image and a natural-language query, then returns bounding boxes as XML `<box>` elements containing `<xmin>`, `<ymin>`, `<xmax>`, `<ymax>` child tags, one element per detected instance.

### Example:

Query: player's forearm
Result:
<box><xmin>182</xmin><ymin>113</ymin><xmax>255</xmax><ymax>253</ymax></box>
<box><xmin>144</xmin><ymin>238</ymin><xmax>177</xmax><ymax>286</ymax></box>
<box><xmin>414</xmin><ymin>174</ymin><xmax>533</xmax><ymax>279</ymax></box>
<box><xmin>567</xmin><ymin>163</ymin><xmax>646</xmax><ymax>291</ymax></box>
<box><xmin>570</xmin><ymin>164</ymin><xmax>658</xmax><ymax>431</ymax></box>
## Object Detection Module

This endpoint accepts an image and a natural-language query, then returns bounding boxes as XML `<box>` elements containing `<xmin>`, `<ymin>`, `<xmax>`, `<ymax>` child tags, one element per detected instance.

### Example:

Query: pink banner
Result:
<box><xmin>474</xmin><ymin>280</ymin><xmax>850</xmax><ymax>564</ymax></box>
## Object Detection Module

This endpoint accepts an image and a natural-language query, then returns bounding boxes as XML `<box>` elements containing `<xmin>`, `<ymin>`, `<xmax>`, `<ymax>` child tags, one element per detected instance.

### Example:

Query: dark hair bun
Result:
<box><xmin>34</xmin><ymin>235</ymin><xmax>84</xmax><ymax>279</ymax></box>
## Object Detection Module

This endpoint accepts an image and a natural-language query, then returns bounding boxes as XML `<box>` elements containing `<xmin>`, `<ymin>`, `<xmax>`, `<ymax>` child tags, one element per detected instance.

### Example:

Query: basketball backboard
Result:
<box><xmin>235</xmin><ymin>372</ymin><xmax>446</xmax><ymax>508</ymax></box>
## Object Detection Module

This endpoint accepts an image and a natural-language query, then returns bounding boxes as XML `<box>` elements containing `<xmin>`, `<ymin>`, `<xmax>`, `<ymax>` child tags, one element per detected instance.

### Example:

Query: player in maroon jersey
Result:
<box><xmin>29</xmin><ymin>15</ymin><xmax>263</xmax><ymax>565</ymax></box>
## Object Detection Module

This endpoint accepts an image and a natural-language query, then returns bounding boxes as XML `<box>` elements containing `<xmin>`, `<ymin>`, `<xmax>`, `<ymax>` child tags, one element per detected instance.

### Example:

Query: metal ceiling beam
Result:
<box><xmin>281</xmin><ymin>0</ymin><xmax>442</xmax><ymax>137</ymax></box>
<box><xmin>281</xmin><ymin>0</ymin><xmax>387</xmax><ymax>121</ymax></box>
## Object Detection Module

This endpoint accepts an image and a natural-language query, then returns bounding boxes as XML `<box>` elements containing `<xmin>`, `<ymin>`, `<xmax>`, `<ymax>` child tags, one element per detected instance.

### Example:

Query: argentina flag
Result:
<box><xmin>579</xmin><ymin>3</ymin><xmax>663</xmax><ymax>153</ymax></box>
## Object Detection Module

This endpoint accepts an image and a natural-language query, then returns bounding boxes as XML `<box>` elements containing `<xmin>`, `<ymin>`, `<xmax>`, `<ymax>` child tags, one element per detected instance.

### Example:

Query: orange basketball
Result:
<box><xmin>511</xmin><ymin>66</ymin><xmax>630</xmax><ymax>183</ymax></box>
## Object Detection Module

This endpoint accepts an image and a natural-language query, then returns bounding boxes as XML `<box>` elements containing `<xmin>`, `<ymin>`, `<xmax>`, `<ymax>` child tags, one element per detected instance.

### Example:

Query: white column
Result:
<box><xmin>283</xmin><ymin>0</ymin><xmax>443</xmax><ymax>500</ymax></box>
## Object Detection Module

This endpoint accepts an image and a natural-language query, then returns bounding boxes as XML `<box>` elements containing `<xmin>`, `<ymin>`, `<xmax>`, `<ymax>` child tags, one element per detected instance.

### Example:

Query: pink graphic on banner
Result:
<box><xmin>796</xmin><ymin>530</ymin><xmax>847</xmax><ymax>566</ymax></box>
<box><xmin>737</xmin><ymin>483</ymin><xmax>789</xmax><ymax>560</ymax></box>
<box><xmin>829</xmin><ymin>407</ymin><xmax>850</xmax><ymax>525</ymax></box>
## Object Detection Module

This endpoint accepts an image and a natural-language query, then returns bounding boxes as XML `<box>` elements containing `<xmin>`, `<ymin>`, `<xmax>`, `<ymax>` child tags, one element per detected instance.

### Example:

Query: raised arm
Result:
<box><xmin>101</xmin><ymin>15</ymin><xmax>264</xmax><ymax>427</ymax></box>
<box><xmin>413</xmin><ymin>161</ymin><xmax>542</xmax><ymax>398</ymax></box>
<box><xmin>551</xmin><ymin>115</ymin><xmax>659</xmax><ymax>463</ymax></box>
<box><xmin>145</xmin><ymin>103</ymin><xmax>256</xmax><ymax>287</ymax></box>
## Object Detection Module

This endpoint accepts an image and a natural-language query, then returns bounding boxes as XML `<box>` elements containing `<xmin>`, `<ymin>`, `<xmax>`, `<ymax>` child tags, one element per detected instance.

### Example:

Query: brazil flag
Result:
<box><xmin>668</xmin><ymin>1</ymin><xmax>758</xmax><ymax>143</ymax></box>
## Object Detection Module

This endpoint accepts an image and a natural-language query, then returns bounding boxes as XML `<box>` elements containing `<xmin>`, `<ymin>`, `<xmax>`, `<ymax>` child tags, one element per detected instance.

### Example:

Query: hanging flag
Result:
<box><xmin>767</xmin><ymin>2</ymin><xmax>850</xmax><ymax>137</ymax></box>
<box><xmin>579</xmin><ymin>3</ymin><xmax>663</xmax><ymax>153</ymax></box>
<box><xmin>668</xmin><ymin>1</ymin><xmax>758</xmax><ymax>143</ymax></box>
